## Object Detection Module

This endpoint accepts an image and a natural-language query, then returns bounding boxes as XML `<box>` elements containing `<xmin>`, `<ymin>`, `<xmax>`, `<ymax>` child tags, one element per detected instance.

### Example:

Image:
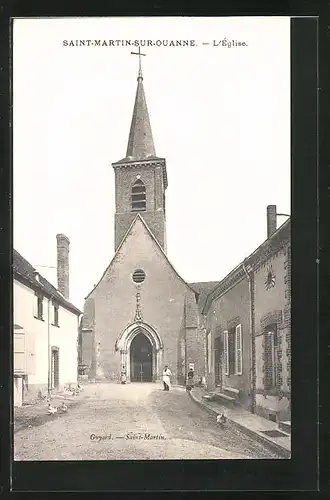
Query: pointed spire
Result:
<box><xmin>125</xmin><ymin>52</ymin><xmax>156</xmax><ymax>161</ymax></box>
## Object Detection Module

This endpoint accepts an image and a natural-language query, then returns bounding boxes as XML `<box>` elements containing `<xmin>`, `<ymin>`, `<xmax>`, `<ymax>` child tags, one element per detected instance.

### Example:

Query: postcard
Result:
<box><xmin>13</xmin><ymin>16</ymin><xmax>291</xmax><ymax>462</ymax></box>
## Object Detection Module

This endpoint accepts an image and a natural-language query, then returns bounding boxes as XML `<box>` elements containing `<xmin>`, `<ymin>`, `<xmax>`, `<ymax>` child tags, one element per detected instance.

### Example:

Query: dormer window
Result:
<box><xmin>131</xmin><ymin>179</ymin><xmax>146</xmax><ymax>212</ymax></box>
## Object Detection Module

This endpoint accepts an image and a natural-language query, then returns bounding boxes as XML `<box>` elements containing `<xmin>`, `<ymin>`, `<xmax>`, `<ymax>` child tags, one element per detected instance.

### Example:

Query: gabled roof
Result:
<box><xmin>13</xmin><ymin>249</ymin><xmax>82</xmax><ymax>316</ymax></box>
<box><xmin>84</xmin><ymin>213</ymin><xmax>197</xmax><ymax>301</ymax></box>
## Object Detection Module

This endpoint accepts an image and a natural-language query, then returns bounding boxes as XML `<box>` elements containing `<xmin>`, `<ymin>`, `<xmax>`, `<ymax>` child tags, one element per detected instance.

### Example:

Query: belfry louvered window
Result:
<box><xmin>131</xmin><ymin>179</ymin><xmax>146</xmax><ymax>212</ymax></box>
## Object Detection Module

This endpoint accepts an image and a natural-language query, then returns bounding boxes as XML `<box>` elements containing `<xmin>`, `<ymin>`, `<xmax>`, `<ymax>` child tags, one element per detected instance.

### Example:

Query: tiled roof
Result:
<box><xmin>189</xmin><ymin>282</ymin><xmax>220</xmax><ymax>296</ymax></box>
<box><xmin>13</xmin><ymin>249</ymin><xmax>81</xmax><ymax>316</ymax></box>
<box><xmin>188</xmin><ymin>282</ymin><xmax>220</xmax><ymax>313</ymax></box>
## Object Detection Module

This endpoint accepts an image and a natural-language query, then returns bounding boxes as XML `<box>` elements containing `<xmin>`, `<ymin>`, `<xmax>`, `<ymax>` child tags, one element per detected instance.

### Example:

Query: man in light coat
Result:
<box><xmin>162</xmin><ymin>365</ymin><xmax>172</xmax><ymax>391</ymax></box>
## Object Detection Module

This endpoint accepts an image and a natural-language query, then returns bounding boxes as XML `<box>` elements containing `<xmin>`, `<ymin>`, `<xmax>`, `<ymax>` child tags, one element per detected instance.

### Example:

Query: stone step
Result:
<box><xmin>222</xmin><ymin>386</ymin><xmax>240</xmax><ymax>399</ymax></box>
<box><xmin>202</xmin><ymin>394</ymin><xmax>216</xmax><ymax>402</ymax></box>
<box><xmin>213</xmin><ymin>392</ymin><xmax>236</xmax><ymax>405</ymax></box>
<box><xmin>279</xmin><ymin>420</ymin><xmax>291</xmax><ymax>434</ymax></box>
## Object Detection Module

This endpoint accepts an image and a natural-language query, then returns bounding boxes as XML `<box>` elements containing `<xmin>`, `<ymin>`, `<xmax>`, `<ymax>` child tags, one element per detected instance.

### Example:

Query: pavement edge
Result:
<box><xmin>188</xmin><ymin>390</ymin><xmax>291</xmax><ymax>459</ymax></box>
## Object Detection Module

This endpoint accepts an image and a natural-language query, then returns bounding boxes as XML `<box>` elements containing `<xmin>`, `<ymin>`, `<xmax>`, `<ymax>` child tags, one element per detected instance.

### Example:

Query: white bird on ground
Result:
<box><xmin>216</xmin><ymin>413</ymin><xmax>227</xmax><ymax>426</ymax></box>
<box><xmin>47</xmin><ymin>404</ymin><xmax>58</xmax><ymax>415</ymax></box>
<box><xmin>59</xmin><ymin>402</ymin><xmax>67</xmax><ymax>412</ymax></box>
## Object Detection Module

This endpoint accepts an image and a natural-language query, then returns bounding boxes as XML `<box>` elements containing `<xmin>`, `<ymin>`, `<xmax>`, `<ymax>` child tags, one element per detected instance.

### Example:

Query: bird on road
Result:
<box><xmin>47</xmin><ymin>404</ymin><xmax>58</xmax><ymax>415</ymax></box>
<box><xmin>216</xmin><ymin>413</ymin><xmax>227</xmax><ymax>427</ymax></box>
<box><xmin>59</xmin><ymin>402</ymin><xmax>68</xmax><ymax>412</ymax></box>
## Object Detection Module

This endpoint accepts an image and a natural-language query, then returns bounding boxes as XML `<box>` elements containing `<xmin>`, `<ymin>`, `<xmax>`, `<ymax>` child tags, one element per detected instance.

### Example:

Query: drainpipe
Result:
<box><xmin>47</xmin><ymin>294</ymin><xmax>55</xmax><ymax>396</ymax></box>
<box><xmin>242</xmin><ymin>260</ymin><xmax>256</xmax><ymax>414</ymax></box>
<box><xmin>77</xmin><ymin>314</ymin><xmax>83</xmax><ymax>383</ymax></box>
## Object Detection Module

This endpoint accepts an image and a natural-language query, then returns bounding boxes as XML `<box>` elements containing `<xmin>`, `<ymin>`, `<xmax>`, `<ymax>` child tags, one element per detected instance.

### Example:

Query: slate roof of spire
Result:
<box><xmin>112</xmin><ymin>63</ymin><xmax>168</xmax><ymax>190</ymax></box>
<box><xmin>114</xmin><ymin>70</ymin><xmax>159</xmax><ymax>164</ymax></box>
<box><xmin>126</xmin><ymin>73</ymin><xmax>156</xmax><ymax>161</ymax></box>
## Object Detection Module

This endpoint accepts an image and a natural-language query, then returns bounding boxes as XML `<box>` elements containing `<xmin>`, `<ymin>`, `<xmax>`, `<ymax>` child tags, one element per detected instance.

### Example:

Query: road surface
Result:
<box><xmin>14</xmin><ymin>382</ymin><xmax>281</xmax><ymax>460</ymax></box>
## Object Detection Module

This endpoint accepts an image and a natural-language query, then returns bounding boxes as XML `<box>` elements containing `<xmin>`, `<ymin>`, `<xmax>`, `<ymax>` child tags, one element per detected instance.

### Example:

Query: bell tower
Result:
<box><xmin>112</xmin><ymin>49</ymin><xmax>168</xmax><ymax>252</ymax></box>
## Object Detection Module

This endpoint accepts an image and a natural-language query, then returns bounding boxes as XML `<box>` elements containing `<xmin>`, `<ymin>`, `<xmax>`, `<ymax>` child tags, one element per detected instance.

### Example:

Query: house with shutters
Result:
<box><xmin>13</xmin><ymin>235</ymin><xmax>82</xmax><ymax>407</ymax></box>
<box><xmin>203</xmin><ymin>207</ymin><xmax>291</xmax><ymax>425</ymax></box>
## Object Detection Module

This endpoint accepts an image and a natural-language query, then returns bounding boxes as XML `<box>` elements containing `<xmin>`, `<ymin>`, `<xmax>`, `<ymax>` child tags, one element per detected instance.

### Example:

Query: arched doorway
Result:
<box><xmin>130</xmin><ymin>333</ymin><xmax>153</xmax><ymax>382</ymax></box>
<box><xmin>116</xmin><ymin>322</ymin><xmax>163</xmax><ymax>382</ymax></box>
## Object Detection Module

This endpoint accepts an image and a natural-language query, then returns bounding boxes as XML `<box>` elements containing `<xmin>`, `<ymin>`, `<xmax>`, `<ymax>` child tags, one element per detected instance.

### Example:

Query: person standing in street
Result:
<box><xmin>162</xmin><ymin>365</ymin><xmax>172</xmax><ymax>391</ymax></box>
<box><xmin>186</xmin><ymin>367</ymin><xmax>194</xmax><ymax>392</ymax></box>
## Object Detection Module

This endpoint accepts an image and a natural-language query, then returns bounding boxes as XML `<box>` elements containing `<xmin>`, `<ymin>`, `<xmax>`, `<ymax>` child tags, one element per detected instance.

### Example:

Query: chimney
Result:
<box><xmin>56</xmin><ymin>233</ymin><xmax>70</xmax><ymax>299</ymax></box>
<box><xmin>267</xmin><ymin>205</ymin><xmax>277</xmax><ymax>239</ymax></box>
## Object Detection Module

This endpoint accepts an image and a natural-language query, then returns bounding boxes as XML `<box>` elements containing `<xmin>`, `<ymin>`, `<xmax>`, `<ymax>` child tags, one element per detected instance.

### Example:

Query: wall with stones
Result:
<box><xmin>253</xmin><ymin>244</ymin><xmax>291</xmax><ymax>421</ymax></box>
<box><xmin>114</xmin><ymin>164</ymin><xmax>166</xmax><ymax>251</ymax></box>
<box><xmin>205</xmin><ymin>275</ymin><xmax>252</xmax><ymax>411</ymax></box>
<box><xmin>81</xmin><ymin>215</ymin><xmax>200</xmax><ymax>384</ymax></box>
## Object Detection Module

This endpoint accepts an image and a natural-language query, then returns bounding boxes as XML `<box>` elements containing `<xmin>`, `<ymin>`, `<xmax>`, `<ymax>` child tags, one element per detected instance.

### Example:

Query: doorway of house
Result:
<box><xmin>130</xmin><ymin>333</ymin><xmax>152</xmax><ymax>382</ymax></box>
<box><xmin>51</xmin><ymin>346</ymin><xmax>59</xmax><ymax>389</ymax></box>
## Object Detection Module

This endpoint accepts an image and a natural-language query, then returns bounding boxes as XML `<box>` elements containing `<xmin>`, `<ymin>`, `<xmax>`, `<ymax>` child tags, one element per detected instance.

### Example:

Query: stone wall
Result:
<box><xmin>114</xmin><ymin>163</ymin><xmax>166</xmax><ymax>251</ymax></box>
<box><xmin>253</xmin><ymin>244</ymin><xmax>291</xmax><ymax>421</ymax></box>
<box><xmin>81</xmin><ymin>216</ymin><xmax>203</xmax><ymax>385</ymax></box>
<box><xmin>205</xmin><ymin>275</ymin><xmax>252</xmax><ymax>411</ymax></box>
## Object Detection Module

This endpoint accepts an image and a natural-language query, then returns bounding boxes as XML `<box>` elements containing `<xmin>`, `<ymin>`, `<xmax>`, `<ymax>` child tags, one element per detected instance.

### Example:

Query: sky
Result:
<box><xmin>13</xmin><ymin>17</ymin><xmax>291</xmax><ymax>311</ymax></box>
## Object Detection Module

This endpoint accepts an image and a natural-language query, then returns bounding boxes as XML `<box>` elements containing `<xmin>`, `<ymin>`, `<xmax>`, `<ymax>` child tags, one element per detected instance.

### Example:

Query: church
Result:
<box><xmin>79</xmin><ymin>58</ymin><xmax>207</xmax><ymax>385</ymax></box>
<box><xmin>79</xmin><ymin>53</ymin><xmax>291</xmax><ymax>426</ymax></box>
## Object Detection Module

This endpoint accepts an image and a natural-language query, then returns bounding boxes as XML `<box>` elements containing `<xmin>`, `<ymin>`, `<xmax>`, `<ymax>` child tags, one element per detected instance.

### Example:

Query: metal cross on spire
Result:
<box><xmin>130</xmin><ymin>46</ymin><xmax>146</xmax><ymax>79</ymax></box>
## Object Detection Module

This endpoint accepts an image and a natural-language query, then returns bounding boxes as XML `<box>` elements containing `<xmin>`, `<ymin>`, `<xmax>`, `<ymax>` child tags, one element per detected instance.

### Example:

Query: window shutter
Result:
<box><xmin>26</xmin><ymin>331</ymin><xmax>36</xmax><ymax>375</ymax></box>
<box><xmin>207</xmin><ymin>332</ymin><xmax>212</xmax><ymax>374</ymax></box>
<box><xmin>224</xmin><ymin>330</ymin><xmax>229</xmax><ymax>375</ymax></box>
<box><xmin>50</xmin><ymin>301</ymin><xmax>54</xmax><ymax>324</ymax></box>
<box><xmin>14</xmin><ymin>331</ymin><xmax>26</xmax><ymax>374</ymax></box>
<box><xmin>235</xmin><ymin>324</ymin><xmax>243</xmax><ymax>375</ymax></box>
<box><xmin>33</xmin><ymin>293</ymin><xmax>38</xmax><ymax>318</ymax></box>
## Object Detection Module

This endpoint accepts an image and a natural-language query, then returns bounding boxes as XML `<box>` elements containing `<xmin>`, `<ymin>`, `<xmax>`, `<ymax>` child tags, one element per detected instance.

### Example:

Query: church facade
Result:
<box><xmin>79</xmin><ymin>66</ymin><xmax>206</xmax><ymax>385</ymax></box>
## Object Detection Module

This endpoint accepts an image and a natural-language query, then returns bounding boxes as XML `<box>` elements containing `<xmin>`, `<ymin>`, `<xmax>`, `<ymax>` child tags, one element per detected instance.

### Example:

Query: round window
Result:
<box><xmin>132</xmin><ymin>269</ymin><xmax>146</xmax><ymax>284</ymax></box>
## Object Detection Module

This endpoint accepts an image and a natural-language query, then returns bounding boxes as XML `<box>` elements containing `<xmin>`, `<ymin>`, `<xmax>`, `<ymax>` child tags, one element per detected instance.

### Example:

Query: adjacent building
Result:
<box><xmin>13</xmin><ymin>234</ymin><xmax>82</xmax><ymax>406</ymax></box>
<box><xmin>203</xmin><ymin>207</ymin><xmax>291</xmax><ymax>423</ymax></box>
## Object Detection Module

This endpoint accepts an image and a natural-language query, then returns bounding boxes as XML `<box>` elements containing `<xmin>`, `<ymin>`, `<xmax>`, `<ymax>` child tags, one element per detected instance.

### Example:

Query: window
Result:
<box><xmin>51</xmin><ymin>346</ymin><xmax>59</xmax><ymax>389</ymax></box>
<box><xmin>223</xmin><ymin>330</ymin><xmax>229</xmax><ymax>375</ymax></box>
<box><xmin>131</xmin><ymin>179</ymin><xmax>146</xmax><ymax>212</ymax></box>
<box><xmin>263</xmin><ymin>326</ymin><xmax>279</xmax><ymax>390</ymax></box>
<box><xmin>228</xmin><ymin>329</ymin><xmax>236</xmax><ymax>375</ymax></box>
<box><xmin>53</xmin><ymin>303</ymin><xmax>59</xmax><ymax>326</ymax></box>
<box><xmin>235</xmin><ymin>324</ymin><xmax>243</xmax><ymax>375</ymax></box>
<box><xmin>34</xmin><ymin>293</ymin><xmax>44</xmax><ymax>320</ymax></box>
<box><xmin>132</xmin><ymin>269</ymin><xmax>146</xmax><ymax>284</ymax></box>
<box><xmin>207</xmin><ymin>331</ymin><xmax>212</xmax><ymax>374</ymax></box>
<box><xmin>224</xmin><ymin>325</ymin><xmax>243</xmax><ymax>376</ymax></box>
